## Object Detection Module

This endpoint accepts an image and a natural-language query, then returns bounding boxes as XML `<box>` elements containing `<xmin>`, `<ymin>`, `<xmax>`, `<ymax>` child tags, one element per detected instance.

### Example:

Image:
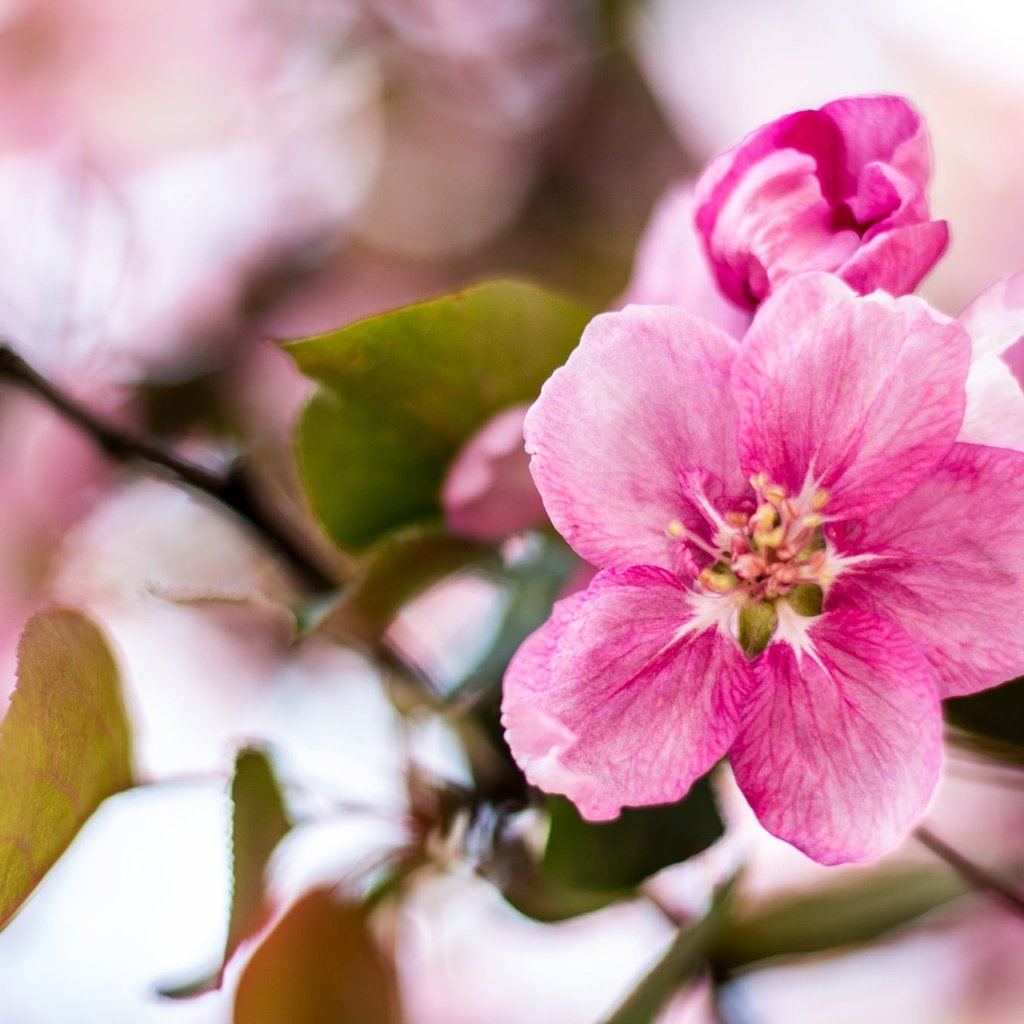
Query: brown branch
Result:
<box><xmin>0</xmin><ymin>343</ymin><xmax>337</xmax><ymax>594</ymax></box>
<box><xmin>915</xmin><ymin>825</ymin><xmax>1024</xmax><ymax>919</ymax></box>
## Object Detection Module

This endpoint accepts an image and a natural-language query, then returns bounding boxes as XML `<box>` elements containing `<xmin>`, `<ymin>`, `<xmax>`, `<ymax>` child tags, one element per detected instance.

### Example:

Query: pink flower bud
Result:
<box><xmin>694</xmin><ymin>95</ymin><xmax>949</xmax><ymax>309</ymax></box>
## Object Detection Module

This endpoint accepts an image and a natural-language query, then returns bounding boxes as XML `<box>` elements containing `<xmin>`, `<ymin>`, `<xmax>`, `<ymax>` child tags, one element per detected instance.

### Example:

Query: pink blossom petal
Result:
<box><xmin>821</xmin><ymin>95</ymin><xmax>932</xmax><ymax>188</ymax></box>
<box><xmin>618</xmin><ymin>183</ymin><xmax>751</xmax><ymax>339</ymax></box>
<box><xmin>501</xmin><ymin>566</ymin><xmax>750</xmax><ymax>820</ymax></box>
<box><xmin>828</xmin><ymin>442</ymin><xmax>1024</xmax><ymax>698</ymax></box>
<box><xmin>957</xmin><ymin>266</ymin><xmax>1024</xmax><ymax>357</ymax></box>
<box><xmin>525</xmin><ymin>305</ymin><xmax>746</xmax><ymax>572</ymax></box>
<box><xmin>733</xmin><ymin>273</ymin><xmax>970</xmax><ymax>519</ymax></box>
<box><xmin>957</xmin><ymin>267</ymin><xmax>1024</xmax><ymax>397</ymax></box>
<box><xmin>442</xmin><ymin>404</ymin><xmax>548</xmax><ymax>540</ymax></box>
<box><xmin>730</xmin><ymin>606</ymin><xmax>941</xmax><ymax>865</ymax></box>
<box><xmin>838</xmin><ymin>219</ymin><xmax>949</xmax><ymax>297</ymax></box>
<box><xmin>960</xmin><ymin>348</ymin><xmax>1024</xmax><ymax>452</ymax></box>
<box><xmin>701</xmin><ymin>148</ymin><xmax>859</xmax><ymax>307</ymax></box>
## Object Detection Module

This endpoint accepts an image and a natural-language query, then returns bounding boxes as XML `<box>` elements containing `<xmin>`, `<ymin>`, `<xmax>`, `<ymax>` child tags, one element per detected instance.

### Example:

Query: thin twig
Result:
<box><xmin>0</xmin><ymin>343</ymin><xmax>337</xmax><ymax>593</ymax></box>
<box><xmin>915</xmin><ymin>825</ymin><xmax>1024</xmax><ymax>919</ymax></box>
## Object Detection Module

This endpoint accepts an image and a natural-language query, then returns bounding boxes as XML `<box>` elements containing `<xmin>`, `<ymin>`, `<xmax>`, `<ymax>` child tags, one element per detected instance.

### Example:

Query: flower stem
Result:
<box><xmin>914</xmin><ymin>825</ymin><xmax>1024</xmax><ymax>919</ymax></box>
<box><xmin>0</xmin><ymin>343</ymin><xmax>338</xmax><ymax>594</ymax></box>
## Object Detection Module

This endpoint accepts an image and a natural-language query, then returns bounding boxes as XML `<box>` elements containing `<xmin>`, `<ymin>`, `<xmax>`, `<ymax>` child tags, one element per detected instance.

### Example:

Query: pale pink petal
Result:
<box><xmin>821</xmin><ymin>95</ymin><xmax>932</xmax><ymax>188</ymax></box>
<box><xmin>838</xmin><ymin>219</ymin><xmax>949</xmax><ymax>297</ymax></box>
<box><xmin>732</xmin><ymin>273</ymin><xmax>970</xmax><ymax>519</ymax></box>
<box><xmin>958</xmin><ymin>267</ymin><xmax>1024</xmax><ymax>399</ymax></box>
<box><xmin>501</xmin><ymin>566</ymin><xmax>750</xmax><ymax>820</ymax></box>
<box><xmin>828</xmin><ymin>443</ymin><xmax>1024</xmax><ymax>698</ymax></box>
<box><xmin>730</xmin><ymin>607</ymin><xmax>941</xmax><ymax>865</ymax></box>
<box><xmin>442</xmin><ymin>404</ymin><xmax>547</xmax><ymax>540</ymax></box>
<box><xmin>525</xmin><ymin>305</ymin><xmax>746</xmax><ymax>572</ymax></box>
<box><xmin>960</xmin><ymin>349</ymin><xmax>1024</xmax><ymax>452</ymax></box>
<box><xmin>618</xmin><ymin>183</ymin><xmax>751</xmax><ymax>339</ymax></box>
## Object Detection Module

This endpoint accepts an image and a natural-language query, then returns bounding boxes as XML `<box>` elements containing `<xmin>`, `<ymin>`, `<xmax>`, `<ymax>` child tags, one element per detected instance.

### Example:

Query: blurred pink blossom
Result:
<box><xmin>957</xmin><ymin>267</ymin><xmax>1024</xmax><ymax>451</ymax></box>
<box><xmin>502</xmin><ymin>273</ymin><xmax>1024</xmax><ymax>864</ymax></box>
<box><xmin>442</xmin><ymin>405</ymin><xmax>547</xmax><ymax>542</ymax></box>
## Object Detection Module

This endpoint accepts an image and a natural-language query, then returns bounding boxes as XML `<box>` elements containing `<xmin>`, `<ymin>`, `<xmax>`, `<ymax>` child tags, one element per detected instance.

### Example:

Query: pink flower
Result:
<box><xmin>957</xmin><ymin>267</ymin><xmax>1024</xmax><ymax>452</ymax></box>
<box><xmin>693</xmin><ymin>95</ymin><xmax>949</xmax><ymax>310</ymax></box>
<box><xmin>502</xmin><ymin>272</ymin><xmax>1024</xmax><ymax>865</ymax></box>
<box><xmin>442</xmin><ymin>405</ymin><xmax>548</xmax><ymax>541</ymax></box>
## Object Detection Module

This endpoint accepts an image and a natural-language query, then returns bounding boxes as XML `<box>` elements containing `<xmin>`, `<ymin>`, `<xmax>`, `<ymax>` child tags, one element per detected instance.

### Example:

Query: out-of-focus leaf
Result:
<box><xmin>0</xmin><ymin>609</ymin><xmax>133</xmax><ymax>932</ymax></box>
<box><xmin>482</xmin><ymin>830</ymin><xmax>624</xmax><ymax>924</ymax></box>
<box><xmin>161</xmin><ymin>746</ymin><xmax>294</xmax><ymax>998</ymax></box>
<box><xmin>945</xmin><ymin>677</ymin><xmax>1024</xmax><ymax>750</ymax></box>
<box><xmin>710</xmin><ymin>866</ymin><xmax>968</xmax><ymax>973</ymax></box>
<box><xmin>485</xmin><ymin>774</ymin><xmax>724</xmax><ymax>924</ymax></box>
<box><xmin>601</xmin><ymin>875</ymin><xmax>739</xmax><ymax>1024</ymax></box>
<box><xmin>233</xmin><ymin>887</ymin><xmax>399</xmax><ymax>1024</ymax></box>
<box><xmin>454</xmin><ymin>534</ymin><xmax>580</xmax><ymax>702</ymax></box>
<box><xmin>316</xmin><ymin>526</ymin><xmax>498</xmax><ymax>644</ymax></box>
<box><xmin>543</xmin><ymin>774</ymin><xmax>725</xmax><ymax>893</ymax></box>
<box><xmin>287</xmin><ymin>280</ymin><xmax>590</xmax><ymax>553</ymax></box>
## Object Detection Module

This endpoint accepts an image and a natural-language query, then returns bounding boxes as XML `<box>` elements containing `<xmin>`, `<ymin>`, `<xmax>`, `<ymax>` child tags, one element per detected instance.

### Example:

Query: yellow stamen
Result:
<box><xmin>811</xmin><ymin>489</ymin><xmax>830</xmax><ymax>510</ymax></box>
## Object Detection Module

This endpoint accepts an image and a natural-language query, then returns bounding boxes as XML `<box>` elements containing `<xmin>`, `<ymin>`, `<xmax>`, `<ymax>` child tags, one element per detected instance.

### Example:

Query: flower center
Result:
<box><xmin>668</xmin><ymin>475</ymin><xmax>831</xmax><ymax>657</ymax></box>
<box><xmin>699</xmin><ymin>474</ymin><xmax>829</xmax><ymax>604</ymax></box>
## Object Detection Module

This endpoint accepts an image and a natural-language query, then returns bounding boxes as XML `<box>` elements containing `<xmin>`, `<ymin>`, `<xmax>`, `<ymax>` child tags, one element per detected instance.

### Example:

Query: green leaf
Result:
<box><xmin>601</xmin><ymin>874</ymin><xmax>739</xmax><ymax>1024</ymax></box>
<box><xmin>233</xmin><ymin>887</ymin><xmax>400</xmax><ymax>1024</ymax></box>
<box><xmin>0</xmin><ymin>609</ymin><xmax>133</xmax><ymax>932</ymax></box>
<box><xmin>710</xmin><ymin>866</ymin><xmax>968</xmax><ymax>973</ymax></box>
<box><xmin>490</xmin><ymin>775</ymin><xmax>725</xmax><ymax>924</ymax></box>
<box><xmin>160</xmin><ymin>746</ymin><xmax>294</xmax><ymax>998</ymax></box>
<box><xmin>945</xmin><ymin>676</ymin><xmax>1024</xmax><ymax>749</ymax></box>
<box><xmin>225</xmin><ymin>748</ymin><xmax>293</xmax><ymax>953</ymax></box>
<box><xmin>287</xmin><ymin>280</ymin><xmax>591</xmax><ymax>553</ymax></box>
<box><xmin>543</xmin><ymin>774</ymin><xmax>725</xmax><ymax>893</ymax></box>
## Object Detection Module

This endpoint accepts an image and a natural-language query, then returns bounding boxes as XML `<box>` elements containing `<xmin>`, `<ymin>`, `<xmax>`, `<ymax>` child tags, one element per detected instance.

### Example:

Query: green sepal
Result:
<box><xmin>786</xmin><ymin>583</ymin><xmax>823</xmax><ymax>617</ymax></box>
<box><xmin>738</xmin><ymin>601</ymin><xmax>778</xmax><ymax>659</ymax></box>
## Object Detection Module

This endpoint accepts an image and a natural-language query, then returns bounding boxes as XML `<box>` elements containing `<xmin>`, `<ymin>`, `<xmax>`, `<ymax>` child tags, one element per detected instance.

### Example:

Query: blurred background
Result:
<box><xmin>0</xmin><ymin>0</ymin><xmax>1023</xmax><ymax>1021</ymax></box>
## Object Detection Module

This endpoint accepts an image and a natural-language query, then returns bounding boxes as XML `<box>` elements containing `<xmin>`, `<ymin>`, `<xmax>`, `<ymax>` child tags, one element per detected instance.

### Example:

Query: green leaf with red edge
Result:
<box><xmin>233</xmin><ymin>887</ymin><xmax>400</xmax><ymax>1024</ymax></box>
<box><xmin>286</xmin><ymin>280</ymin><xmax>590</xmax><ymax>553</ymax></box>
<box><xmin>160</xmin><ymin>745</ymin><xmax>294</xmax><ymax>998</ymax></box>
<box><xmin>0</xmin><ymin>609</ymin><xmax>133</xmax><ymax>933</ymax></box>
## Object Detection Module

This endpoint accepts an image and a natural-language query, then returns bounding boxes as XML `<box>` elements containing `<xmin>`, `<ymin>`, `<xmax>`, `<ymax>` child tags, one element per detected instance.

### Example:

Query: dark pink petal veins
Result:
<box><xmin>501</xmin><ymin>566</ymin><xmax>751</xmax><ymax>820</ymax></box>
<box><xmin>525</xmin><ymin>305</ymin><xmax>745</xmax><ymax>572</ymax></box>
<box><xmin>828</xmin><ymin>442</ymin><xmax>1024</xmax><ymax>697</ymax></box>
<box><xmin>732</xmin><ymin>273</ymin><xmax>970</xmax><ymax>520</ymax></box>
<box><xmin>730</xmin><ymin>607</ymin><xmax>941</xmax><ymax>865</ymax></box>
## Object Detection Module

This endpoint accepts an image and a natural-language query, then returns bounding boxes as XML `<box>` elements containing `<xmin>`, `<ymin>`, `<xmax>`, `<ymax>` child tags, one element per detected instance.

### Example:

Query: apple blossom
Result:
<box><xmin>693</xmin><ymin>95</ymin><xmax>948</xmax><ymax>309</ymax></box>
<box><xmin>502</xmin><ymin>272</ymin><xmax>1024</xmax><ymax>865</ymax></box>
